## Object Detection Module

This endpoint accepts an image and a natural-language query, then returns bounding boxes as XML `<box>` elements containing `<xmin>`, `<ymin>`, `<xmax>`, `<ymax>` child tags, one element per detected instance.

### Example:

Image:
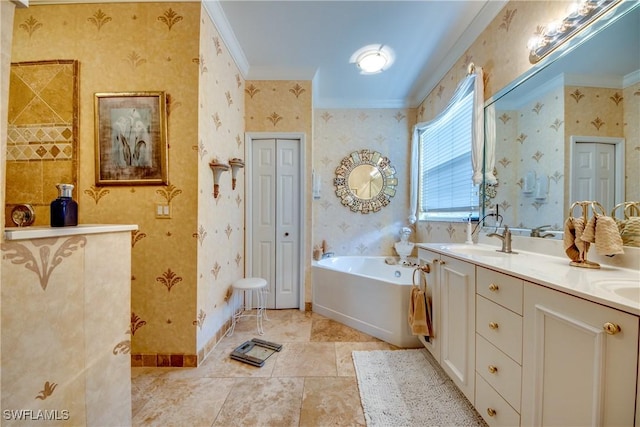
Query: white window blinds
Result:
<box><xmin>418</xmin><ymin>88</ymin><xmax>478</xmax><ymax>219</ymax></box>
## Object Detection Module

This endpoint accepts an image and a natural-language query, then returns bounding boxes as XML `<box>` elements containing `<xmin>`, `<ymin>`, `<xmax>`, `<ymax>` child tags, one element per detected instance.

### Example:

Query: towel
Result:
<box><xmin>408</xmin><ymin>287</ymin><xmax>430</xmax><ymax>336</ymax></box>
<box><xmin>408</xmin><ymin>268</ymin><xmax>433</xmax><ymax>337</ymax></box>
<box><xmin>594</xmin><ymin>215</ymin><xmax>624</xmax><ymax>255</ymax></box>
<box><xmin>564</xmin><ymin>217</ymin><xmax>589</xmax><ymax>261</ymax></box>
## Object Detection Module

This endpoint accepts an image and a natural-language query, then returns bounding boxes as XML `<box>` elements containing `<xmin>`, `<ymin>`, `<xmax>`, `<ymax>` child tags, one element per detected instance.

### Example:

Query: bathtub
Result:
<box><xmin>312</xmin><ymin>256</ymin><xmax>421</xmax><ymax>348</ymax></box>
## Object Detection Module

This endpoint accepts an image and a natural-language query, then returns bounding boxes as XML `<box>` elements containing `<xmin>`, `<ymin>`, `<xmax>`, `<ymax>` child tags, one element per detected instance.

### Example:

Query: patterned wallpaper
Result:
<box><xmin>312</xmin><ymin>109</ymin><xmax>415</xmax><ymax>257</ymax></box>
<box><xmin>11</xmin><ymin>2</ymin><xmax>202</xmax><ymax>362</ymax></box>
<box><xmin>195</xmin><ymin>6</ymin><xmax>246</xmax><ymax>359</ymax></box>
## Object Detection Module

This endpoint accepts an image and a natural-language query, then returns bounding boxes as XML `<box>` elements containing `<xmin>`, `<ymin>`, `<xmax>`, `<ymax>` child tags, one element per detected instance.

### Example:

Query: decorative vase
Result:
<box><xmin>50</xmin><ymin>183</ymin><xmax>78</xmax><ymax>227</ymax></box>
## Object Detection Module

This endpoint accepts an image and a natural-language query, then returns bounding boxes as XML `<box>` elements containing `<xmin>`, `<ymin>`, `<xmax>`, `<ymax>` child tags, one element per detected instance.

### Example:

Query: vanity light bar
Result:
<box><xmin>528</xmin><ymin>0</ymin><xmax>622</xmax><ymax>64</ymax></box>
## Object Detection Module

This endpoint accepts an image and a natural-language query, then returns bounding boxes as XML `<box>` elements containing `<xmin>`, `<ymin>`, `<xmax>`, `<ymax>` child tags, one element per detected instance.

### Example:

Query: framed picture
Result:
<box><xmin>94</xmin><ymin>92</ymin><xmax>168</xmax><ymax>185</ymax></box>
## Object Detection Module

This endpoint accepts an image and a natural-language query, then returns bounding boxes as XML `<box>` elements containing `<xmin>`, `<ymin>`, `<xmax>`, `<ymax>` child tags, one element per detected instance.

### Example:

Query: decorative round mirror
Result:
<box><xmin>334</xmin><ymin>149</ymin><xmax>397</xmax><ymax>213</ymax></box>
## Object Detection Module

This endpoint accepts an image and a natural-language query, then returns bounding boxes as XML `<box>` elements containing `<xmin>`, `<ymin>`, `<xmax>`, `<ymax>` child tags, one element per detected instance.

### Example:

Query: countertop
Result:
<box><xmin>4</xmin><ymin>224</ymin><xmax>138</xmax><ymax>241</ymax></box>
<box><xmin>417</xmin><ymin>238</ymin><xmax>640</xmax><ymax>317</ymax></box>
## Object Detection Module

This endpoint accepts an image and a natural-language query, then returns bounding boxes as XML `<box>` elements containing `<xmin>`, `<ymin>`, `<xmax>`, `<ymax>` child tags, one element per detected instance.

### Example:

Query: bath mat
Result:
<box><xmin>353</xmin><ymin>349</ymin><xmax>486</xmax><ymax>427</ymax></box>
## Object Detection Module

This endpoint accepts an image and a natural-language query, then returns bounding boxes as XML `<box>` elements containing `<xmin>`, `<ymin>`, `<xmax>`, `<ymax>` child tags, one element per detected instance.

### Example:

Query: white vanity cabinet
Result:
<box><xmin>475</xmin><ymin>267</ymin><xmax>523</xmax><ymax>427</ymax></box>
<box><xmin>522</xmin><ymin>283</ymin><xmax>639</xmax><ymax>427</ymax></box>
<box><xmin>417</xmin><ymin>248</ymin><xmax>476</xmax><ymax>402</ymax></box>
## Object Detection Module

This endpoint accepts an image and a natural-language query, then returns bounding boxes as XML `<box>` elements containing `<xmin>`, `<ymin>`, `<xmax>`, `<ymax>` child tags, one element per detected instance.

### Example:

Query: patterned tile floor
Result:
<box><xmin>132</xmin><ymin>310</ymin><xmax>399</xmax><ymax>426</ymax></box>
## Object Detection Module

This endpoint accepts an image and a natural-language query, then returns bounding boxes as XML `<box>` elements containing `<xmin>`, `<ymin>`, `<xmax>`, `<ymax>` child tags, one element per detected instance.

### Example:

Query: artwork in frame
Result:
<box><xmin>94</xmin><ymin>91</ymin><xmax>168</xmax><ymax>185</ymax></box>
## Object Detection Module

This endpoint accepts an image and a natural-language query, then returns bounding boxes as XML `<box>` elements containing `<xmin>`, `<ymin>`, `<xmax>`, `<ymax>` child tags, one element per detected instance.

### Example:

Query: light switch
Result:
<box><xmin>155</xmin><ymin>204</ymin><xmax>171</xmax><ymax>219</ymax></box>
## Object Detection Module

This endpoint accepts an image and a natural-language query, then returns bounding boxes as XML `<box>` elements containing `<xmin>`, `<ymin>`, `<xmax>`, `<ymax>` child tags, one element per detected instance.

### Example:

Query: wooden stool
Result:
<box><xmin>227</xmin><ymin>277</ymin><xmax>268</xmax><ymax>336</ymax></box>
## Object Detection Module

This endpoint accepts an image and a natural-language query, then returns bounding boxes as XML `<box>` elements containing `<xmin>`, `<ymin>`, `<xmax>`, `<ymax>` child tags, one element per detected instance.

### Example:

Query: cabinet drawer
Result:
<box><xmin>477</xmin><ymin>267</ymin><xmax>523</xmax><ymax>315</ymax></box>
<box><xmin>476</xmin><ymin>334</ymin><xmax>522</xmax><ymax>411</ymax></box>
<box><xmin>476</xmin><ymin>373</ymin><xmax>521</xmax><ymax>427</ymax></box>
<box><xmin>477</xmin><ymin>295</ymin><xmax>523</xmax><ymax>363</ymax></box>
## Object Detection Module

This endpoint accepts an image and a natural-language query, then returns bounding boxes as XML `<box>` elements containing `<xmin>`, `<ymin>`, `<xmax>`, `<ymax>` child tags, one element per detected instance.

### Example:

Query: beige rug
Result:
<box><xmin>353</xmin><ymin>349</ymin><xmax>487</xmax><ymax>427</ymax></box>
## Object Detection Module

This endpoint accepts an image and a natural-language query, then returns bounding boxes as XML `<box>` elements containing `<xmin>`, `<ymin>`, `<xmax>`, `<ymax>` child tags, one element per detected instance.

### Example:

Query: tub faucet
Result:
<box><xmin>321</xmin><ymin>252</ymin><xmax>335</xmax><ymax>259</ymax></box>
<box><xmin>487</xmin><ymin>225</ymin><xmax>516</xmax><ymax>253</ymax></box>
<box><xmin>530</xmin><ymin>225</ymin><xmax>554</xmax><ymax>238</ymax></box>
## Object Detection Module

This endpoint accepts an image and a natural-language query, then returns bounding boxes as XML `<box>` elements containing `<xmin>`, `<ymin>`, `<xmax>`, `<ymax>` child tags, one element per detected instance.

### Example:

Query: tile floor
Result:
<box><xmin>131</xmin><ymin>310</ymin><xmax>400</xmax><ymax>426</ymax></box>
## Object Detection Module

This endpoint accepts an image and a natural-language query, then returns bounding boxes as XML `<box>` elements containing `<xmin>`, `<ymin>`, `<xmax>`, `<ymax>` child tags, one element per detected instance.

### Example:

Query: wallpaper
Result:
<box><xmin>11</xmin><ymin>2</ymin><xmax>202</xmax><ymax>363</ymax></box>
<box><xmin>312</xmin><ymin>109</ymin><xmax>415</xmax><ymax>258</ymax></box>
<box><xmin>195</xmin><ymin>5</ymin><xmax>246</xmax><ymax>360</ymax></box>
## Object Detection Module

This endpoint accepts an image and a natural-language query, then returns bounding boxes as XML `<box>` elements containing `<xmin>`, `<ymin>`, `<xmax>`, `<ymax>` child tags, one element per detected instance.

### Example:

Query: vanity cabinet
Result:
<box><xmin>417</xmin><ymin>248</ymin><xmax>476</xmax><ymax>402</ymax></box>
<box><xmin>522</xmin><ymin>283</ymin><xmax>639</xmax><ymax>427</ymax></box>
<box><xmin>475</xmin><ymin>267</ymin><xmax>523</xmax><ymax>427</ymax></box>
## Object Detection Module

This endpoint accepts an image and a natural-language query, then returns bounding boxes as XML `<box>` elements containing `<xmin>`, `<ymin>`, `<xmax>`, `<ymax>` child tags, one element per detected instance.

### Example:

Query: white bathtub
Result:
<box><xmin>312</xmin><ymin>256</ymin><xmax>421</xmax><ymax>348</ymax></box>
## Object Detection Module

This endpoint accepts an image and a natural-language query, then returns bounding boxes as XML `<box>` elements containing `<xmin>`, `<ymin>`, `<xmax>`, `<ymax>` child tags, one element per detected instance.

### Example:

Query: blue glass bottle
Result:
<box><xmin>50</xmin><ymin>183</ymin><xmax>78</xmax><ymax>227</ymax></box>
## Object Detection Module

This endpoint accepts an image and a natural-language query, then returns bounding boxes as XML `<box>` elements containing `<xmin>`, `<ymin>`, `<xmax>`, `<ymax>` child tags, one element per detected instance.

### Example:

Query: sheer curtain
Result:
<box><xmin>409</xmin><ymin>65</ymin><xmax>494</xmax><ymax>224</ymax></box>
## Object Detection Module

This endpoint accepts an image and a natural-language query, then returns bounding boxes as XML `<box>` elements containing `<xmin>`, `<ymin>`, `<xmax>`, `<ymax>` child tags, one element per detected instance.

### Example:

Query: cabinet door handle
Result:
<box><xmin>487</xmin><ymin>408</ymin><xmax>497</xmax><ymax>417</ymax></box>
<box><xmin>489</xmin><ymin>322</ymin><xmax>499</xmax><ymax>330</ymax></box>
<box><xmin>488</xmin><ymin>283</ymin><xmax>499</xmax><ymax>292</ymax></box>
<box><xmin>488</xmin><ymin>365</ymin><xmax>498</xmax><ymax>374</ymax></box>
<box><xmin>420</xmin><ymin>264</ymin><xmax>431</xmax><ymax>274</ymax></box>
<box><xmin>603</xmin><ymin>322</ymin><xmax>621</xmax><ymax>335</ymax></box>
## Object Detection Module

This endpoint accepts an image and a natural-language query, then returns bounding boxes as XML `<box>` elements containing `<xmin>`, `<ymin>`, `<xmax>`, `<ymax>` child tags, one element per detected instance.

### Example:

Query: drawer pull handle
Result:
<box><xmin>489</xmin><ymin>322</ymin><xmax>499</xmax><ymax>330</ymax></box>
<box><xmin>488</xmin><ymin>283</ymin><xmax>499</xmax><ymax>292</ymax></box>
<box><xmin>487</xmin><ymin>408</ymin><xmax>497</xmax><ymax>417</ymax></box>
<box><xmin>488</xmin><ymin>365</ymin><xmax>498</xmax><ymax>374</ymax></box>
<box><xmin>603</xmin><ymin>322</ymin><xmax>621</xmax><ymax>335</ymax></box>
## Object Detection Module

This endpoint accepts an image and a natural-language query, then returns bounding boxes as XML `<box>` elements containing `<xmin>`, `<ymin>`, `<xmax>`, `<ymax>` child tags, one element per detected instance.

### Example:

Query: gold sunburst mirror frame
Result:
<box><xmin>528</xmin><ymin>0</ymin><xmax>622</xmax><ymax>64</ymax></box>
<box><xmin>334</xmin><ymin>149</ymin><xmax>397</xmax><ymax>214</ymax></box>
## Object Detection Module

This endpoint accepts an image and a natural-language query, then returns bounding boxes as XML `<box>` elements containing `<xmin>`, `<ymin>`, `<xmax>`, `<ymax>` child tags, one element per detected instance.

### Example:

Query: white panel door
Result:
<box><xmin>251</xmin><ymin>138</ymin><xmax>300</xmax><ymax>309</ymax></box>
<box><xmin>572</xmin><ymin>142</ymin><xmax>615</xmax><ymax>210</ymax></box>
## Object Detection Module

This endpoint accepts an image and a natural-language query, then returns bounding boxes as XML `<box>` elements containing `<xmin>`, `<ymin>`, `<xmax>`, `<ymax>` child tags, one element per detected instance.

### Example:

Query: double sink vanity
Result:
<box><xmin>417</xmin><ymin>235</ymin><xmax>639</xmax><ymax>427</ymax></box>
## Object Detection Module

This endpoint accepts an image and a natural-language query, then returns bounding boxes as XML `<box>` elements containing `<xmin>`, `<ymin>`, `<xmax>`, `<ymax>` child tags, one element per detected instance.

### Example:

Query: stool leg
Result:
<box><xmin>256</xmin><ymin>288</ymin><xmax>264</xmax><ymax>335</ymax></box>
<box><xmin>261</xmin><ymin>287</ymin><xmax>270</xmax><ymax>321</ymax></box>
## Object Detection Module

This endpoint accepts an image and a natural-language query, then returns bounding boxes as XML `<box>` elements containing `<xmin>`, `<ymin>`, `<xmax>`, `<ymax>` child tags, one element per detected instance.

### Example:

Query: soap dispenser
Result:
<box><xmin>50</xmin><ymin>183</ymin><xmax>78</xmax><ymax>227</ymax></box>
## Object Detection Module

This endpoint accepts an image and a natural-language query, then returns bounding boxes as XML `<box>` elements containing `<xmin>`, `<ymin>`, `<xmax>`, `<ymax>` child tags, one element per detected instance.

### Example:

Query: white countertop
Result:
<box><xmin>4</xmin><ymin>224</ymin><xmax>138</xmax><ymax>241</ymax></box>
<box><xmin>417</xmin><ymin>239</ymin><xmax>640</xmax><ymax>316</ymax></box>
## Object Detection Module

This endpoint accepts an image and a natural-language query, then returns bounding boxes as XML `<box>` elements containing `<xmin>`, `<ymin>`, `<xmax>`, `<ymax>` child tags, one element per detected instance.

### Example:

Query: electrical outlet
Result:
<box><xmin>155</xmin><ymin>204</ymin><xmax>171</xmax><ymax>219</ymax></box>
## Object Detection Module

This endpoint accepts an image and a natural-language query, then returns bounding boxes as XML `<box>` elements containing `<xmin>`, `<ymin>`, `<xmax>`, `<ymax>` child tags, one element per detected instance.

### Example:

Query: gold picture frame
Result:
<box><xmin>94</xmin><ymin>91</ymin><xmax>168</xmax><ymax>185</ymax></box>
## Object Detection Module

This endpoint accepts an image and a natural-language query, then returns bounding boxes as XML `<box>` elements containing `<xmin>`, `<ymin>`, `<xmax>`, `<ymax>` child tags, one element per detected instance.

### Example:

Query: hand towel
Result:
<box><xmin>563</xmin><ymin>217</ymin><xmax>580</xmax><ymax>261</ymax></box>
<box><xmin>408</xmin><ymin>287</ymin><xmax>431</xmax><ymax>336</ymax></box>
<box><xmin>573</xmin><ymin>217</ymin><xmax>589</xmax><ymax>261</ymax></box>
<box><xmin>621</xmin><ymin>217</ymin><xmax>640</xmax><ymax>247</ymax></box>
<box><xmin>594</xmin><ymin>215</ymin><xmax>625</xmax><ymax>255</ymax></box>
<box><xmin>580</xmin><ymin>215</ymin><xmax>597</xmax><ymax>243</ymax></box>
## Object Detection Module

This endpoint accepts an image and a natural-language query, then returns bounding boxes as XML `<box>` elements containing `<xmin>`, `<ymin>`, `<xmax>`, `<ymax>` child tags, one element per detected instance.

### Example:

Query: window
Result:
<box><xmin>418</xmin><ymin>87</ymin><xmax>478</xmax><ymax>221</ymax></box>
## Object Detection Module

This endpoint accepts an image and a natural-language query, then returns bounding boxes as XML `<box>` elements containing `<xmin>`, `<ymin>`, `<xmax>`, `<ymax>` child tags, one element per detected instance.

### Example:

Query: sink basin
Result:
<box><xmin>443</xmin><ymin>244</ymin><xmax>514</xmax><ymax>258</ymax></box>
<box><xmin>595</xmin><ymin>280</ymin><xmax>640</xmax><ymax>304</ymax></box>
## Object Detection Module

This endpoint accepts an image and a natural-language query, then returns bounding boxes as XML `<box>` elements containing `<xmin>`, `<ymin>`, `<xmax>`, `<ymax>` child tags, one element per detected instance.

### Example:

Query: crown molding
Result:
<box><xmin>202</xmin><ymin>0</ymin><xmax>249</xmax><ymax>78</ymax></box>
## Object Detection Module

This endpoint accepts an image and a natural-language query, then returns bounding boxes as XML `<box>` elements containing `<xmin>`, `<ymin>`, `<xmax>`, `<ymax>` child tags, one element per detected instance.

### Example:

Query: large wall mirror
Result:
<box><xmin>484</xmin><ymin>2</ymin><xmax>639</xmax><ymax>243</ymax></box>
<box><xmin>4</xmin><ymin>60</ymin><xmax>79</xmax><ymax>227</ymax></box>
<box><xmin>334</xmin><ymin>149</ymin><xmax>397</xmax><ymax>213</ymax></box>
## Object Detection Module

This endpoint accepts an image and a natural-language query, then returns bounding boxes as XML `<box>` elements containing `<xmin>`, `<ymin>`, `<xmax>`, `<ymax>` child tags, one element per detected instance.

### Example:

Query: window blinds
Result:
<box><xmin>419</xmin><ymin>90</ymin><xmax>477</xmax><ymax>218</ymax></box>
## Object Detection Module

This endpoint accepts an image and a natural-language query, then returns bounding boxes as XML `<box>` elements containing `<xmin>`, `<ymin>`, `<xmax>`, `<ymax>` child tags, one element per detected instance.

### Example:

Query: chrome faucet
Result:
<box><xmin>530</xmin><ymin>225</ymin><xmax>554</xmax><ymax>238</ymax></box>
<box><xmin>487</xmin><ymin>225</ymin><xmax>516</xmax><ymax>253</ymax></box>
<box><xmin>321</xmin><ymin>252</ymin><xmax>335</xmax><ymax>259</ymax></box>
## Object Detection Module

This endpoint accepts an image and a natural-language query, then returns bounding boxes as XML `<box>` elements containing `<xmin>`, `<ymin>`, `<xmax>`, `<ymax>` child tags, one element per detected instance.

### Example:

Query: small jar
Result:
<box><xmin>50</xmin><ymin>183</ymin><xmax>78</xmax><ymax>227</ymax></box>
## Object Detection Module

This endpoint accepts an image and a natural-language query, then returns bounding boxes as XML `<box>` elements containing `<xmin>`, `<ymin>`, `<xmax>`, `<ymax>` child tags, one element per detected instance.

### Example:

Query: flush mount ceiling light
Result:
<box><xmin>350</xmin><ymin>44</ymin><xmax>395</xmax><ymax>75</ymax></box>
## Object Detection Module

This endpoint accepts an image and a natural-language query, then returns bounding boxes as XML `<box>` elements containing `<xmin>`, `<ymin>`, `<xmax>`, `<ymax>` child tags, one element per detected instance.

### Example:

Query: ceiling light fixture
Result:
<box><xmin>350</xmin><ymin>44</ymin><xmax>395</xmax><ymax>75</ymax></box>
